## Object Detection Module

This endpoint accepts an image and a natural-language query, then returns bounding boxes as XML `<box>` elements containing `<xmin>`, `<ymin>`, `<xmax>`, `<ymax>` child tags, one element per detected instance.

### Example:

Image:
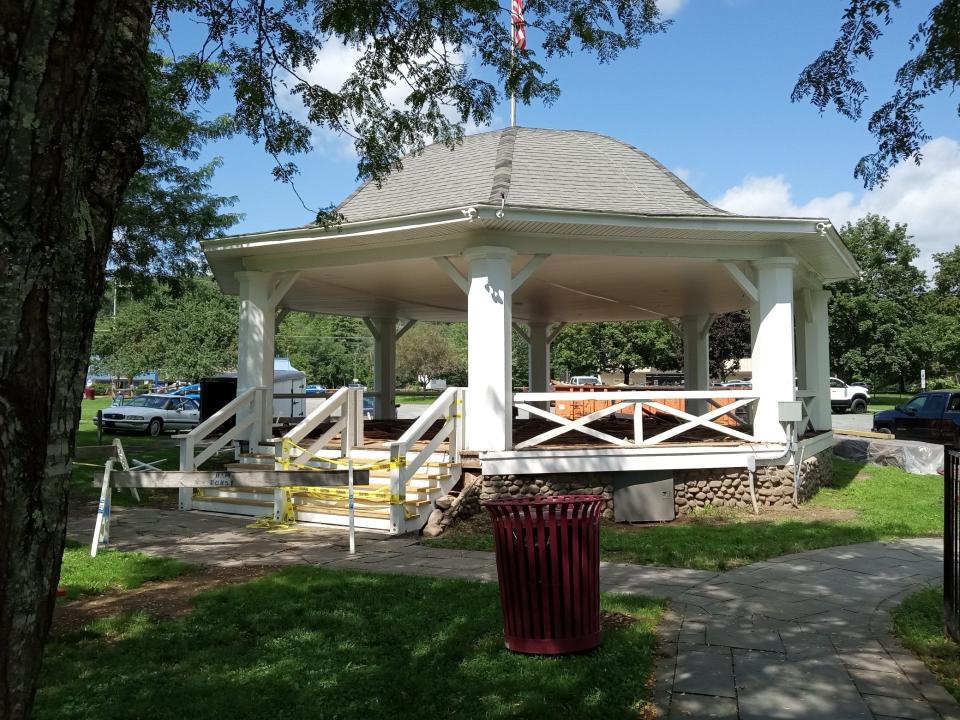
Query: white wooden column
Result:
<box><xmin>751</xmin><ymin>258</ymin><xmax>798</xmax><ymax>443</ymax></box>
<box><xmin>465</xmin><ymin>246</ymin><xmax>515</xmax><ymax>451</ymax></box>
<box><xmin>366</xmin><ymin>317</ymin><xmax>398</xmax><ymax>420</ymax></box>
<box><xmin>236</xmin><ymin>271</ymin><xmax>275</xmax><ymax>445</ymax></box>
<box><xmin>805</xmin><ymin>289</ymin><xmax>832</xmax><ymax>431</ymax></box>
<box><xmin>682</xmin><ymin>314</ymin><xmax>711</xmax><ymax>416</ymax></box>
<box><xmin>527</xmin><ymin>322</ymin><xmax>550</xmax><ymax>393</ymax></box>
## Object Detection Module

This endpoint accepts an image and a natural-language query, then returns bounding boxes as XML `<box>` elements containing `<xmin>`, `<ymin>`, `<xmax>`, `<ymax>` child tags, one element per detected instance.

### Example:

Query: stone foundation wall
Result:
<box><xmin>425</xmin><ymin>447</ymin><xmax>833</xmax><ymax>535</ymax></box>
<box><xmin>673</xmin><ymin>448</ymin><xmax>832</xmax><ymax>513</ymax></box>
<box><xmin>479</xmin><ymin>473</ymin><xmax>615</xmax><ymax>520</ymax></box>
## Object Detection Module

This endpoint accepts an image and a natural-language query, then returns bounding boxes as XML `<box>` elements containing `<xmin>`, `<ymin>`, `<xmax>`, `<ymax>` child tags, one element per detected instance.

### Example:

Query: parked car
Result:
<box><xmin>872</xmin><ymin>390</ymin><xmax>960</xmax><ymax>443</ymax></box>
<box><xmin>830</xmin><ymin>377</ymin><xmax>871</xmax><ymax>413</ymax></box>
<box><xmin>166</xmin><ymin>383</ymin><xmax>201</xmax><ymax>401</ymax></box>
<box><xmin>719</xmin><ymin>378</ymin><xmax>752</xmax><ymax>388</ymax></box>
<box><xmin>96</xmin><ymin>394</ymin><xmax>201</xmax><ymax>436</ymax></box>
<box><xmin>305</xmin><ymin>384</ymin><xmax>326</xmax><ymax>396</ymax></box>
<box><xmin>569</xmin><ymin>375</ymin><xmax>602</xmax><ymax>386</ymax></box>
<box><xmin>363</xmin><ymin>395</ymin><xmax>375</xmax><ymax>419</ymax></box>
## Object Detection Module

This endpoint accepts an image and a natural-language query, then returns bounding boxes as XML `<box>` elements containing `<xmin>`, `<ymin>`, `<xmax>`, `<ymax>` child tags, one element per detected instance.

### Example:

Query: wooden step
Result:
<box><xmin>200</xmin><ymin>488</ymin><xmax>274</xmax><ymax>502</ymax></box>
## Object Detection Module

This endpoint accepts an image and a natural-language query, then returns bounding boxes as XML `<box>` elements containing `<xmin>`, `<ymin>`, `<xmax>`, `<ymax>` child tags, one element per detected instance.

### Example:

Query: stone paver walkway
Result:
<box><xmin>69</xmin><ymin>507</ymin><xmax>957</xmax><ymax>719</ymax></box>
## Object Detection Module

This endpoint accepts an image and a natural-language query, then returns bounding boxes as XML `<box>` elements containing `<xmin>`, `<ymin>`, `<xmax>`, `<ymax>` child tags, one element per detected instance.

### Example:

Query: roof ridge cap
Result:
<box><xmin>487</xmin><ymin>127</ymin><xmax>518</xmax><ymax>203</ymax></box>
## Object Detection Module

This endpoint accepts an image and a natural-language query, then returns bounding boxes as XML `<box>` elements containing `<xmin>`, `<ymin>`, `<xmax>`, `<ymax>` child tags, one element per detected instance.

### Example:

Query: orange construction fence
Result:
<box><xmin>547</xmin><ymin>384</ymin><xmax>741</xmax><ymax>427</ymax></box>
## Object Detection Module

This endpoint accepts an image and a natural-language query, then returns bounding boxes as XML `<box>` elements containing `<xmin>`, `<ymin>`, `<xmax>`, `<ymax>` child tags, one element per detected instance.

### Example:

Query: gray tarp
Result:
<box><xmin>834</xmin><ymin>435</ymin><xmax>944</xmax><ymax>476</ymax></box>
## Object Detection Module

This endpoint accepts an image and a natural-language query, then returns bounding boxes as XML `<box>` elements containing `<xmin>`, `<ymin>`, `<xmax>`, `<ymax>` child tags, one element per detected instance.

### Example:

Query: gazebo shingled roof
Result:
<box><xmin>333</xmin><ymin>127</ymin><xmax>731</xmax><ymax>223</ymax></box>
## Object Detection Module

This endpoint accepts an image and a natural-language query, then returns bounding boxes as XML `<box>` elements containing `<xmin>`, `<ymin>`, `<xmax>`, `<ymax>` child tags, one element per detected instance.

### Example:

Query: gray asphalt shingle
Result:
<box><xmin>334</xmin><ymin>127</ymin><xmax>728</xmax><ymax>223</ymax></box>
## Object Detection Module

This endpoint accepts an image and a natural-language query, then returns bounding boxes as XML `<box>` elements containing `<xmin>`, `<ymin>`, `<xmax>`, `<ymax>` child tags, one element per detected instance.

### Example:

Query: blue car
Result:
<box><xmin>166</xmin><ymin>383</ymin><xmax>201</xmax><ymax>401</ymax></box>
<box><xmin>305</xmin><ymin>384</ymin><xmax>327</xmax><ymax>396</ymax></box>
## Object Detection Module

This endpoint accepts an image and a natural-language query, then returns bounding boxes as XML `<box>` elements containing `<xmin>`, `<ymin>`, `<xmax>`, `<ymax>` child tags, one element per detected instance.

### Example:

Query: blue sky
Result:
<box><xmin>183</xmin><ymin>1</ymin><xmax>959</xmax><ymax>268</ymax></box>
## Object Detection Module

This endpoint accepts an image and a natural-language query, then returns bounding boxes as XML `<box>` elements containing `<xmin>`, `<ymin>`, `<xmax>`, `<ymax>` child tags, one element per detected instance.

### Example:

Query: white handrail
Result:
<box><xmin>178</xmin><ymin>386</ymin><xmax>266</xmax><ymax>474</ymax></box>
<box><xmin>286</xmin><ymin>386</ymin><xmax>349</xmax><ymax>445</ymax></box>
<box><xmin>280</xmin><ymin>387</ymin><xmax>362</xmax><ymax>464</ymax></box>
<box><xmin>386</xmin><ymin>387</ymin><xmax>464</xmax><ymax>534</ymax></box>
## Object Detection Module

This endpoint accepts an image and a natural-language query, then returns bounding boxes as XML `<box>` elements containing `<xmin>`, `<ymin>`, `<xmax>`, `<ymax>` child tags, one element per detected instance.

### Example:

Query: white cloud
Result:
<box><xmin>276</xmin><ymin>40</ymin><xmax>484</xmax><ymax>162</ymax></box>
<box><xmin>656</xmin><ymin>0</ymin><xmax>687</xmax><ymax>17</ymax></box>
<box><xmin>713</xmin><ymin>137</ymin><xmax>960</xmax><ymax>271</ymax></box>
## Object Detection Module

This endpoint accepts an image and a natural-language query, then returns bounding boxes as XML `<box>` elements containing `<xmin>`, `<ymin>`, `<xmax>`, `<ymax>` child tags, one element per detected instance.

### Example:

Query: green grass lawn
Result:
<box><xmin>396</xmin><ymin>393</ymin><xmax>440</xmax><ymax>404</ymax></box>
<box><xmin>428</xmin><ymin>460</ymin><xmax>943</xmax><ymax>571</ymax></box>
<box><xmin>37</xmin><ymin>567</ymin><xmax>664</xmax><ymax>720</ymax></box>
<box><xmin>59</xmin><ymin>541</ymin><xmax>188</xmax><ymax>600</ymax></box>
<box><xmin>870</xmin><ymin>393</ymin><xmax>912</xmax><ymax>412</ymax></box>
<box><xmin>892</xmin><ymin>586</ymin><xmax>960</xmax><ymax>702</ymax></box>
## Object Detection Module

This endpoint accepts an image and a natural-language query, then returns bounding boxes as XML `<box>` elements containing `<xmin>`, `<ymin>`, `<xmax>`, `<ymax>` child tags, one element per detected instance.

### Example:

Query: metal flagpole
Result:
<box><xmin>511</xmin><ymin>0</ymin><xmax>524</xmax><ymax>127</ymax></box>
<box><xmin>510</xmin><ymin>26</ymin><xmax>516</xmax><ymax>126</ymax></box>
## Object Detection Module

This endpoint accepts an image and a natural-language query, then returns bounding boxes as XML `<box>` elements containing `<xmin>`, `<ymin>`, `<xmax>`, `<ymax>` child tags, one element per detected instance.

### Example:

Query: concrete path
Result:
<box><xmin>69</xmin><ymin>508</ymin><xmax>957</xmax><ymax>719</ymax></box>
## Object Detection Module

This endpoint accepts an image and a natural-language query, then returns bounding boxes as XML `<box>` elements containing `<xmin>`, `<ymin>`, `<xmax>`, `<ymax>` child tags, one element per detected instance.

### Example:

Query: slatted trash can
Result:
<box><xmin>482</xmin><ymin>495</ymin><xmax>605</xmax><ymax>654</ymax></box>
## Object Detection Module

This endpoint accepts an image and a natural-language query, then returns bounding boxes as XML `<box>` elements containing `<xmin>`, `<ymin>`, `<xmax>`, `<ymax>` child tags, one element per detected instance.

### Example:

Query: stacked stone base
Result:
<box><xmin>673</xmin><ymin>449</ymin><xmax>832</xmax><ymax>514</ymax></box>
<box><xmin>479</xmin><ymin>473</ymin><xmax>616</xmax><ymax>520</ymax></box>
<box><xmin>423</xmin><ymin>448</ymin><xmax>833</xmax><ymax>535</ymax></box>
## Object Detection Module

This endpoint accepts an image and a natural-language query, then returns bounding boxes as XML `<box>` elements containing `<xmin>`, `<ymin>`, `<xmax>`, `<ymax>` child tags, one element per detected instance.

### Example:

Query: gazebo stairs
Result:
<box><xmin>189</xmin><ymin>455</ymin><xmax>461</xmax><ymax>534</ymax></box>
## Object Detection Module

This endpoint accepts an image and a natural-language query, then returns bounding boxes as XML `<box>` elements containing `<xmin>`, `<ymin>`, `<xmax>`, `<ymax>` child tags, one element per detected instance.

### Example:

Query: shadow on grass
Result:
<box><xmin>826</xmin><ymin>457</ymin><xmax>871</xmax><ymax>490</ymax></box>
<box><xmin>37</xmin><ymin>567</ymin><xmax>664</xmax><ymax>720</ymax></box>
<box><xmin>59</xmin><ymin>541</ymin><xmax>189</xmax><ymax>600</ymax></box>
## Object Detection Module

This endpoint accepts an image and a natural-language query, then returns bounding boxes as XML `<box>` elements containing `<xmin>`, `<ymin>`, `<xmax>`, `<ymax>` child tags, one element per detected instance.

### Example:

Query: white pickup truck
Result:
<box><xmin>830</xmin><ymin>377</ymin><xmax>871</xmax><ymax>413</ymax></box>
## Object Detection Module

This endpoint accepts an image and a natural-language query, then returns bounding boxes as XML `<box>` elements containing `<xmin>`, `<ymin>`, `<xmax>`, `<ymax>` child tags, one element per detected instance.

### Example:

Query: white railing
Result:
<box><xmin>512</xmin><ymin>390</ymin><xmax>759</xmax><ymax>450</ymax></box>
<box><xmin>178</xmin><ymin>386</ymin><xmax>266</xmax><ymax>471</ymax></box>
<box><xmin>387</xmin><ymin>387</ymin><xmax>465</xmax><ymax>533</ymax></box>
<box><xmin>279</xmin><ymin>387</ymin><xmax>364</xmax><ymax>466</ymax></box>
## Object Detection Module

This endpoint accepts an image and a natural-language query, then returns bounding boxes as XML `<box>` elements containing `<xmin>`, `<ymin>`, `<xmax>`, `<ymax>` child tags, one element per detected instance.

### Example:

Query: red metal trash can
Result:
<box><xmin>482</xmin><ymin>494</ymin><xmax>604</xmax><ymax>655</ymax></box>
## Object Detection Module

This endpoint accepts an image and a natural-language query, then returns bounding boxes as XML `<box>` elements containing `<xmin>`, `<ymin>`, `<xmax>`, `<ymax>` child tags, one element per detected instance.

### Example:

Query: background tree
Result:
<box><xmin>112</xmin><ymin>52</ymin><xmax>241</xmax><ymax>291</ymax></box>
<box><xmin>552</xmin><ymin>323</ymin><xmax>605</xmax><ymax>378</ymax></box>
<box><xmin>793</xmin><ymin>1</ymin><xmax>960</xmax><ymax>188</ymax></box>
<box><xmin>709</xmin><ymin>311</ymin><xmax>751</xmax><ymax>382</ymax></box>
<box><xmin>91</xmin><ymin>299</ymin><xmax>164</xmax><ymax>385</ymax></box>
<box><xmin>552</xmin><ymin>321</ymin><xmax>679</xmax><ymax>382</ymax></box>
<box><xmin>828</xmin><ymin>215</ymin><xmax>929</xmax><ymax>389</ymax></box>
<box><xmin>153</xmin><ymin>281</ymin><xmax>240</xmax><ymax>380</ymax></box>
<box><xmin>603</xmin><ymin>321</ymin><xmax>679</xmax><ymax>384</ymax></box>
<box><xmin>924</xmin><ymin>246</ymin><xmax>960</xmax><ymax>381</ymax></box>
<box><xmin>1</xmin><ymin>2</ymin><xmax>672</xmax><ymax>712</ymax></box>
<box><xmin>92</xmin><ymin>279</ymin><xmax>240</xmax><ymax>382</ymax></box>
<box><xmin>276</xmin><ymin>314</ymin><xmax>372</xmax><ymax>387</ymax></box>
<box><xmin>397</xmin><ymin>323</ymin><xmax>458</xmax><ymax>387</ymax></box>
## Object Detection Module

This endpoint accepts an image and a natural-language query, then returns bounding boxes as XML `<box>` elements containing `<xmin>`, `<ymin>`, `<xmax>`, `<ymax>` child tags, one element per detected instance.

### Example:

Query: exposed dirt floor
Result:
<box><xmin>52</xmin><ymin>565</ymin><xmax>277</xmax><ymax>637</ymax></box>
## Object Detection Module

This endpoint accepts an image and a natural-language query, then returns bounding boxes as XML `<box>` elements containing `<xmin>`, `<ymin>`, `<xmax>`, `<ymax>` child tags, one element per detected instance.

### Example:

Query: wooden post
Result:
<box><xmin>388</xmin><ymin>442</ymin><xmax>405</xmax><ymax>535</ymax></box>
<box><xmin>91</xmin><ymin>459</ymin><xmax>113</xmax><ymax>557</ymax></box>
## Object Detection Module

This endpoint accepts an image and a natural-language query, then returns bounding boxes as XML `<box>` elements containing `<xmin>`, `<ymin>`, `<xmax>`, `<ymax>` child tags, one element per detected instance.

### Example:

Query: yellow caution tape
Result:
<box><xmin>246</xmin><ymin>515</ymin><xmax>297</xmax><ymax>532</ymax></box>
<box><xmin>288</xmin><ymin>486</ymin><xmax>402</xmax><ymax>504</ymax></box>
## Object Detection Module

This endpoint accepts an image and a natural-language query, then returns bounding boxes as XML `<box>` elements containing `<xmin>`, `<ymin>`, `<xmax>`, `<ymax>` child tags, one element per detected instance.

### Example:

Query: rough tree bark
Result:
<box><xmin>0</xmin><ymin>1</ymin><xmax>151</xmax><ymax>716</ymax></box>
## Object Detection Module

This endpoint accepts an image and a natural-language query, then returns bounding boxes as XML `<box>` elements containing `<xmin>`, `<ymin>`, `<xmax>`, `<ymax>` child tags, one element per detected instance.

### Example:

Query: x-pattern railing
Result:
<box><xmin>513</xmin><ymin>391</ymin><xmax>759</xmax><ymax>450</ymax></box>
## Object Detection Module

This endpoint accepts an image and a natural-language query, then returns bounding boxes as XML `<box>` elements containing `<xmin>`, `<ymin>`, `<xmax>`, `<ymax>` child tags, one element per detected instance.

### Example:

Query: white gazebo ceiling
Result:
<box><xmin>204</xmin><ymin>127</ymin><xmax>859</xmax><ymax>322</ymax></box>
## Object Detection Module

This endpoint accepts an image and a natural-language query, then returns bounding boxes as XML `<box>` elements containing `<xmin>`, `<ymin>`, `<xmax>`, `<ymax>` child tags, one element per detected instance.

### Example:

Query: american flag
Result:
<box><xmin>512</xmin><ymin>0</ymin><xmax>526</xmax><ymax>50</ymax></box>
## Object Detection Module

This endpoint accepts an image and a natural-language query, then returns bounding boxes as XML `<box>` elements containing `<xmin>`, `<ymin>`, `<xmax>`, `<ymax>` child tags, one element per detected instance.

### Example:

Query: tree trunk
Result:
<box><xmin>0</xmin><ymin>2</ymin><xmax>151</xmax><ymax>716</ymax></box>
<box><xmin>622</xmin><ymin>367</ymin><xmax>631</xmax><ymax>385</ymax></box>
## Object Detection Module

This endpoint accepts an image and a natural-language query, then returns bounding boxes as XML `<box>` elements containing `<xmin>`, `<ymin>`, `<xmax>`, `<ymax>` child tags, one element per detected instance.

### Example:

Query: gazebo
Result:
<box><xmin>182</xmin><ymin>127</ymin><xmax>857</xmax><ymax>533</ymax></box>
